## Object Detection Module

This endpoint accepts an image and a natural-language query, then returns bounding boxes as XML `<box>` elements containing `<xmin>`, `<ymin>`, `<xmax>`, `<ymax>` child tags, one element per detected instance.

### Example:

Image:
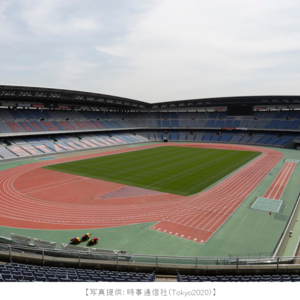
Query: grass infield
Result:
<box><xmin>44</xmin><ymin>146</ymin><xmax>260</xmax><ymax>196</ymax></box>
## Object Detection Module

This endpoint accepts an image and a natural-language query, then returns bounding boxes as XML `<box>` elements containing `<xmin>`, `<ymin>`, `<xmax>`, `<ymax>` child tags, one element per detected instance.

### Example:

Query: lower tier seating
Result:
<box><xmin>177</xmin><ymin>273</ymin><xmax>300</xmax><ymax>282</ymax></box>
<box><xmin>0</xmin><ymin>262</ymin><xmax>155</xmax><ymax>282</ymax></box>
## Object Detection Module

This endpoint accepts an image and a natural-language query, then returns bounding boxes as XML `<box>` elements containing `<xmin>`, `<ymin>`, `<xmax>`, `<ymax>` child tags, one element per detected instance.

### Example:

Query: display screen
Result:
<box><xmin>227</xmin><ymin>105</ymin><xmax>253</xmax><ymax>116</ymax></box>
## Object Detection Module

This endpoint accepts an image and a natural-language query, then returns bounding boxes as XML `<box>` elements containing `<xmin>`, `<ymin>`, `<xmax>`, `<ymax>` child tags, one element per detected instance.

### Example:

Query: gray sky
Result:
<box><xmin>1</xmin><ymin>0</ymin><xmax>300</xmax><ymax>103</ymax></box>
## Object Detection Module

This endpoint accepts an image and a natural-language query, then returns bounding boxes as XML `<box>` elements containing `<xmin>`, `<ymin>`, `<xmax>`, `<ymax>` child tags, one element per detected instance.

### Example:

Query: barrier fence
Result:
<box><xmin>0</xmin><ymin>242</ymin><xmax>296</xmax><ymax>269</ymax></box>
<box><xmin>273</xmin><ymin>192</ymin><xmax>300</xmax><ymax>257</ymax></box>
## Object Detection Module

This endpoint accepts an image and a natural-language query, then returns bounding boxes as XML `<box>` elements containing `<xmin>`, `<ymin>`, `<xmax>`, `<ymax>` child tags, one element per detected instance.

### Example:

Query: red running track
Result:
<box><xmin>263</xmin><ymin>162</ymin><xmax>296</xmax><ymax>200</ymax></box>
<box><xmin>0</xmin><ymin>143</ymin><xmax>283</xmax><ymax>243</ymax></box>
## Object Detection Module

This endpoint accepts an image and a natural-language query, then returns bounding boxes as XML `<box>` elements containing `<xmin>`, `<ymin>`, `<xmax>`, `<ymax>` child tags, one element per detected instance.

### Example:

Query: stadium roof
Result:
<box><xmin>1</xmin><ymin>85</ymin><xmax>300</xmax><ymax>109</ymax></box>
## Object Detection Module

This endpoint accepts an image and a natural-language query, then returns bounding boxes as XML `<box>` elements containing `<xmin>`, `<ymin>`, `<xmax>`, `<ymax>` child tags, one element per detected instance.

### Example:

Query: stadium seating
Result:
<box><xmin>0</xmin><ymin>108</ymin><xmax>299</xmax><ymax>160</ymax></box>
<box><xmin>177</xmin><ymin>273</ymin><xmax>300</xmax><ymax>282</ymax></box>
<box><xmin>1</xmin><ymin>109</ymin><xmax>300</xmax><ymax>133</ymax></box>
<box><xmin>0</xmin><ymin>262</ymin><xmax>155</xmax><ymax>282</ymax></box>
<box><xmin>0</xmin><ymin>132</ymin><xmax>149</xmax><ymax>159</ymax></box>
<box><xmin>142</xmin><ymin>129</ymin><xmax>300</xmax><ymax>147</ymax></box>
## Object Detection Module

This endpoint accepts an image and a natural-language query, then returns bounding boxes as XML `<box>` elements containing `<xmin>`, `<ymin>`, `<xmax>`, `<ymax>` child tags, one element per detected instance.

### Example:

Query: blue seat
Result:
<box><xmin>4</xmin><ymin>279</ymin><xmax>17</xmax><ymax>282</ymax></box>
<box><xmin>2</xmin><ymin>274</ymin><xmax>12</xmax><ymax>279</ymax></box>
<box><xmin>94</xmin><ymin>270</ymin><xmax>103</xmax><ymax>275</ymax></box>
<box><xmin>90</xmin><ymin>276</ymin><xmax>101</xmax><ymax>281</ymax></box>
<box><xmin>24</xmin><ymin>275</ymin><xmax>35</xmax><ymax>282</ymax></box>
<box><xmin>11</xmin><ymin>263</ymin><xmax>20</xmax><ymax>267</ymax></box>
<box><xmin>35</xmin><ymin>276</ymin><xmax>47</xmax><ymax>282</ymax></box>
<box><xmin>121</xmin><ymin>275</ymin><xmax>130</xmax><ymax>280</ymax></box>
<box><xmin>230</xmin><ymin>278</ymin><xmax>240</xmax><ymax>282</ymax></box>
<box><xmin>11</xmin><ymin>271</ymin><xmax>22</xmax><ymax>275</ymax></box>
<box><xmin>271</xmin><ymin>277</ymin><xmax>281</xmax><ymax>282</ymax></box>
<box><xmin>48</xmin><ymin>277</ymin><xmax>59</xmax><ymax>282</ymax></box>
<box><xmin>12</xmin><ymin>274</ymin><xmax>24</xmax><ymax>281</ymax></box>
<box><xmin>281</xmin><ymin>277</ymin><xmax>291</xmax><ymax>282</ymax></box>
<box><xmin>59</xmin><ymin>268</ymin><xmax>67</xmax><ymax>271</ymax></box>
<box><xmin>1</xmin><ymin>270</ymin><xmax>11</xmax><ymax>275</ymax></box>
<box><xmin>68</xmin><ymin>268</ymin><xmax>76</xmax><ymax>272</ymax></box>
<box><xmin>241</xmin><ymin>278</ymin><xmax>250</xmax><ymax>282</ymax></box>
<box><xmin>79</xmin><ymin>276</ymin><xmax>90</xmax><ymax>281</ymax></box>
<box><xmin>187</xmin><ymin>276</ymin><xmax>196</xmax><ymax>281</ymax></box>
<box><xmin>220</xmin><ymin>278</ymin><xmax>229</xmax><ymax>282</ymax></box>
<box><xmin>119</xmin><ymin>272</ymin><xmax>127</xmax><ymax>276</ymax></box>
<box><xmin>103</xmin><ymin>277</ymin><xmax>114</xmax><ymax>282</ymax></box>
<box><xmin>261</xmin><ymin>278</ymin><xmax>270</xmax><ymax>282</ymax></box>
<box><xmin>72</xmin><ymin>279</ymin><xmax>84</xmax><ymax>282</ymax></box>
<box><xmin>60</xmin><ymin>279</ymin><xmax>72</xmax><ymax>282</ymax></box>
<box><xmin>131</xmin><ymin>277</ymin><xmax>141</xmax><ymax>281</ymax></box>
<box><xmin>49</xmin><ymin>269</ymin><xmax>58</xmax><ymax>273</ymax></box>
<box><xmin>250</xmin><ymin>278</ymin><xmax>259</xmax><ymax>282</ymax></box>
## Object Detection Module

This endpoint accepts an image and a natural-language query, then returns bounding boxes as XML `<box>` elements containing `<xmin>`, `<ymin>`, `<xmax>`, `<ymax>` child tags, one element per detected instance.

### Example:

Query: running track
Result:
<box><xmin>0</xmin><ymin>143</ymin><xmax>284</xmax><ymax>243</ymax></box>
<box><xmin>263</xmin><ymin>162</ymin><xmax>296</xmax><ymax>200</ymax></box>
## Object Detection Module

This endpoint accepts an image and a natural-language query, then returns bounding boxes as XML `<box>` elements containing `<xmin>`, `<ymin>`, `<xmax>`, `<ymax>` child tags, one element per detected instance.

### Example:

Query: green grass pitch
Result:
<box><xmin>43</xmin><ymin>146</ymin><xmax>260</xmax><ymax>196</ymax></box>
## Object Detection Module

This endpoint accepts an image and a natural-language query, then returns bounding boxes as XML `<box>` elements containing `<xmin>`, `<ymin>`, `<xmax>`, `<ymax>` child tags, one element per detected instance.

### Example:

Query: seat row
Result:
<box><xmin>178</xmin><ymin>274</ymin><xmax>300</xmax><ymax>282</ymax></box>
<box><xmin>0</xmin><ymin>263</ymin><xmax>155</xmax><ymax>282</ymax></box>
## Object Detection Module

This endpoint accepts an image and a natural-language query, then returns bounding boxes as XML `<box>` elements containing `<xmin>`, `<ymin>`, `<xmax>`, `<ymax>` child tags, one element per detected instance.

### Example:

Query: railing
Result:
<box><xmin>228</xmin><ymin>252</ymin><xmax>272</xmax><ymax>259</ymax></box>
<box><xmin>0</xmin><ymin>242</ymin><xmax>296</xmax><ymax>269</ymax></box>
<box><xmin>273</xmin><ymin>192</ymin><xmax>300</xmax><ymax>257</ymax></box>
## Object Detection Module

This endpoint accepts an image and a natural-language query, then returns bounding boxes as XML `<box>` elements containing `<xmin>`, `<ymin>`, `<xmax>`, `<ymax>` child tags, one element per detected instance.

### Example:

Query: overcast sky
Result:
<box><xmin>1</xmin><ymin>0</ymin><xmax>300</xmax><ymax>103</ymax></box>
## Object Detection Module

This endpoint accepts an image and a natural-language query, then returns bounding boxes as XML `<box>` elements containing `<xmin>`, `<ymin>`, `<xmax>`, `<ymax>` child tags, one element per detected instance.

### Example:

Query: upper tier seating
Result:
<box><xmin>0</xmin><ymin>109</ymin><xmax>300</xmax><ymax>134</ymax></box>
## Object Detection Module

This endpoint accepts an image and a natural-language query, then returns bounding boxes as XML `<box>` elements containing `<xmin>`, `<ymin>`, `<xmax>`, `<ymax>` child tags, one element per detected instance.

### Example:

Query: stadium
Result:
<box><xmin>0</xmin><ymin>84</ymin><xmax>300</xmax><ymax>282</ymax></box>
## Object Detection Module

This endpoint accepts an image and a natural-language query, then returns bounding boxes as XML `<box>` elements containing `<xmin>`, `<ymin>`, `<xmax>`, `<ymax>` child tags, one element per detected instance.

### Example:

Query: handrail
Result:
<box><xmin>0</xmin><ymin>242</ymin><xmax>295</xmax><ymax>267</ymax></box>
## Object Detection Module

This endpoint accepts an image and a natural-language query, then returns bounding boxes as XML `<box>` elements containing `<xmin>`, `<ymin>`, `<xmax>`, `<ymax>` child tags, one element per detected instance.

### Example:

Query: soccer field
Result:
<box><xmin>44</xmin><ymin>146</ymin><xmax>260</xmax><ymax>196</ymax></box>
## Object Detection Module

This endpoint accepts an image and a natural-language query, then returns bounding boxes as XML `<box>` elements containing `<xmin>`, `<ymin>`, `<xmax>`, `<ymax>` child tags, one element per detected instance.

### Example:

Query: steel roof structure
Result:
<box><xmin>1</xmin><ymin>85</ymin><xmax>300</xmax><ymax>109</ymax></box>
